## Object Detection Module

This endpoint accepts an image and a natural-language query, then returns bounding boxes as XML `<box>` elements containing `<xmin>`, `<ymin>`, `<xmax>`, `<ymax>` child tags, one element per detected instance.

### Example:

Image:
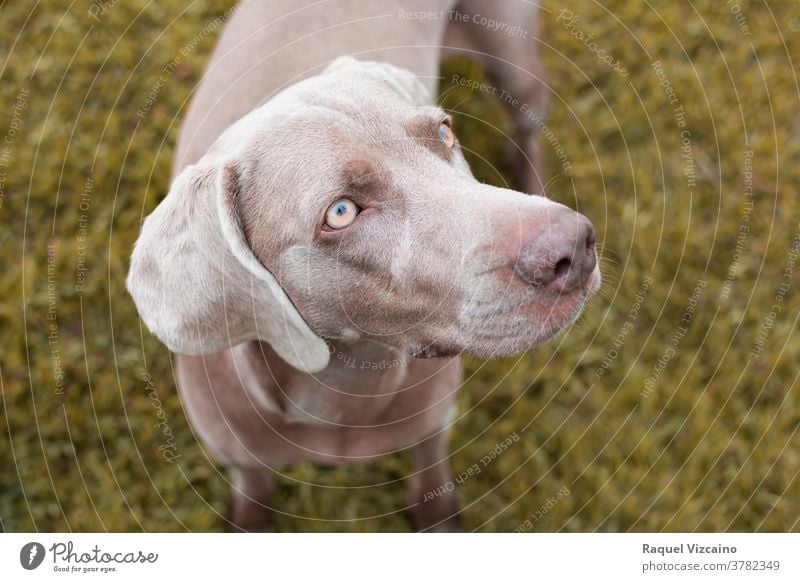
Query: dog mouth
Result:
<box><xmin>409</xmin><ymin>302</ymin><xmax>581</xmax><ymax>360</ymax></box>
<box><xmin>411</xmin><ymin>270</ymin><xmax>600</xmax><ymax>360</ymax></box>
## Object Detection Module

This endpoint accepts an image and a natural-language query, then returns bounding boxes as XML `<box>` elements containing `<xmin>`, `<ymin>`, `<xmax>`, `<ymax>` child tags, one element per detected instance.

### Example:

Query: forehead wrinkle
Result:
<box><xmin>299</xmin><ymin>84</ymin><xmax>413</xmax><ymax>121</ymax></box>
<box><xmin>290</xmin><ymin>82</ymin><xmax>440</xmax><ymax>154</ymax></box>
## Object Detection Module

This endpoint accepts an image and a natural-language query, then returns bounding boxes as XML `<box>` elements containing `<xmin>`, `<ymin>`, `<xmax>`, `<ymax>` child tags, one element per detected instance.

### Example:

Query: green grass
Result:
<box><xmin>1</xmin><ymin>0</ymin><xmax>798</xmax><ymax>532</ymax></box>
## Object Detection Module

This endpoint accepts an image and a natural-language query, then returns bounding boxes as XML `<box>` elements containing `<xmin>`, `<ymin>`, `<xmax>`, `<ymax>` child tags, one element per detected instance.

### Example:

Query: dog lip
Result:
<box><xmin>504</xmin><ymin>287</ymin><xmax>594</xmax><ymax>348</ymax></box>
<box><xmin>530</xmin><ymin>275</ymin><xmax>599</xmax><ymax>343</ymax></box>
<box><xmin>409</xmin><ymin>345</ymin><xmax>460</xmax><ymax>359</ymax></box>
<box><xmin>533</xmin><ymin>302</ymin><xmax>584</xmax><ymax>343</ymax></box>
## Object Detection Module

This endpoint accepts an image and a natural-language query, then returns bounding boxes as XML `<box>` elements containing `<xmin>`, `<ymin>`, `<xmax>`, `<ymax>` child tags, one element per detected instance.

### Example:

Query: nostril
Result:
<box><xmin>554</xmin><ymin>257</ymin><xmax>571</xmax><ymax>280</ymax></box>
<box><xmin>585</xmin><ymin>229</ymin><xmax>596</xmax><ymax>252</ymax></box>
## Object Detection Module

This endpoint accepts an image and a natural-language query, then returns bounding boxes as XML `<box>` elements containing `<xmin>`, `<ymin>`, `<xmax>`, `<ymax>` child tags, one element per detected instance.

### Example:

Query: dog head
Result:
<box><xmin>127</xmin><ymin>57</ymin><xmax>600</xmax><ymax>372</ymax></box>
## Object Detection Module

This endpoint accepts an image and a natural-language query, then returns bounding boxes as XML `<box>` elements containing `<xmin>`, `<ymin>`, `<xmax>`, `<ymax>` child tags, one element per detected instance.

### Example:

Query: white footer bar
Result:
<box><xmin>1</xmin><ymin>533</ymin><xmax>797</xmax><ymax>581</ymax></box>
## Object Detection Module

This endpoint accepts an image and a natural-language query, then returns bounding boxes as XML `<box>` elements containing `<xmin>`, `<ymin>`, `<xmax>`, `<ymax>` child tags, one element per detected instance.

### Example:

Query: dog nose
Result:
<box><xmin>515</xmin><ymin>212</ymin><xmax>597</xmax><ymax>292</ymax></box>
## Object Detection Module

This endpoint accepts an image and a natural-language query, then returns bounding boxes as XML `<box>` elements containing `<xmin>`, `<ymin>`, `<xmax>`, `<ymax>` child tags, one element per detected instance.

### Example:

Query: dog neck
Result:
<box><xmin>323</xmin><ymin>337</ymin><xmax>412</xmax><ymax>375</ymax></box>
<box><xmin>233</xmin><ymin>339</ymin><xmax>413</xmax><ymax>425</ymax></box>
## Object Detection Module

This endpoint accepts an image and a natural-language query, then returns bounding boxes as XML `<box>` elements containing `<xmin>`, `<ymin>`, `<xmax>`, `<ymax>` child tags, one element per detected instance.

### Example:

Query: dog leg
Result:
<box><xmin>407</xmin><ymin>428</ymin><xmax>461</xmax><ymax>532</ymax></box>
<box><xmin>228</xmin><ymin>466</ymin><xmax>277</xmax><ymax>532</ymax></box>
<box><xmin>443</xmin><ymin>0</ymin><xmax>548</xmax><ymax>194</ymax></box>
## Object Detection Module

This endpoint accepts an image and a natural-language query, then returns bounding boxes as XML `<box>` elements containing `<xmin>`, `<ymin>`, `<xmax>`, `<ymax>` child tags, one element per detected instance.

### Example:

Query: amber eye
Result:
<box><xmin>324</xmin><ymin>198</ymin><xmax>359</xmax><ymax>230</ymax></box>
<box><xmin>438</xmin><ymin>122</ymin><xmax>456</xmax><ymax>148</ymax></box>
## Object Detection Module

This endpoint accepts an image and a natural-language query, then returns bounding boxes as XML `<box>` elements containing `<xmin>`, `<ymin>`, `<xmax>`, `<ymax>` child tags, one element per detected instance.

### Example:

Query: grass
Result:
<box><xmin>1</xmin><ymin>0</ymin><xmax>798</xmax><ymax>532</ymax></box>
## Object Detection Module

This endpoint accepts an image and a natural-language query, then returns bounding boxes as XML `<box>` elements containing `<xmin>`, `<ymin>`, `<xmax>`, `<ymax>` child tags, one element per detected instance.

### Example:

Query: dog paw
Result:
<box><xmin>227</xmin><ymin>501</ymin><xmax>274</xmax><ymax>532</ymax></box>
<box><xmin>407</xmin><ymin>501</ymin><xmax>462</xmax><ymax>532</ymax></box>
<box><xmin>418</xmin><ymin>513</ymin><xmax>463</xmax><ymax>533</ymax></box>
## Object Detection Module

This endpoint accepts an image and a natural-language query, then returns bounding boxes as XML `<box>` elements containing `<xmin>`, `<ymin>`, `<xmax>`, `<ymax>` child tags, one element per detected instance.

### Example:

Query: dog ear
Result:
<box><xmin>127</xmin><ymin>163</ymin><xmax>330</xmax><ymax>373</ymax></box>
<box><xmin>324</xmin><ymin>56</ymin><xmax>431</xmax><ymax>106</ymax></box>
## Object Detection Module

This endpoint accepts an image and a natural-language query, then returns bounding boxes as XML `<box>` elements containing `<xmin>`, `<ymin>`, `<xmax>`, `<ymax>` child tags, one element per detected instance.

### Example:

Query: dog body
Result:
<box><xmin>129</xmin><ymin>0</ymin><xmax>599</xmax><ymax>531</ymax></box>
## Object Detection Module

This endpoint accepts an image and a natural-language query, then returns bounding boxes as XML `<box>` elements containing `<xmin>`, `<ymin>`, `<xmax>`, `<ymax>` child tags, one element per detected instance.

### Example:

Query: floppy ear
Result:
<box><xmin>127</xmin><ymin>163</ymin><xmax>330</xmax><ymax>373</ymax></box>
<box><xmin>324</xmin><ymin>56</ymin><xmax>431</xmax><ymax>107</ymax></box>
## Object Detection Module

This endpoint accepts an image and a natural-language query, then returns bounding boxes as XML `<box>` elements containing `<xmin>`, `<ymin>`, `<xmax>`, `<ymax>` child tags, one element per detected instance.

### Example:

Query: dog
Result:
<box><xmin>127</xmin><ymin>0</ymin><xmax>600</xmax><ymax>532</ymax></box>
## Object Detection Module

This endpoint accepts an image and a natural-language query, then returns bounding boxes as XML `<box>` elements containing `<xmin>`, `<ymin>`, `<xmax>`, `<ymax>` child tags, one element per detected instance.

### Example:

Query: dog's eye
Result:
<box><xmin>438</xmin><ymin>121</ymin><xmax>455</xmax><ymax>148</ymax></box>
<box><xmin>324</xmin><ymin>198</ymin><xmax>359</xmax><ymax>230</ymax></box>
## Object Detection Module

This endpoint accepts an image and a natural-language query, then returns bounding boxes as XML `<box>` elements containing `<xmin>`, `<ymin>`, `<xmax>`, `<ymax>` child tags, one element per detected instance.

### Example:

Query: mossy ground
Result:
<box><xmin>1</xmin><ymin>1</ymin><xmax>798</xmax><ymax>532</ymax></box>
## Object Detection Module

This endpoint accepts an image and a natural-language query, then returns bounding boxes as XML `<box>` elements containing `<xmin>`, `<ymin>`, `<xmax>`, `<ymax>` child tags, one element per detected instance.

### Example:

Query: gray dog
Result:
<box><xmin>127</xmin><ymin>0</ymin><xmax>600</xmax><ymax>532</ymax></box>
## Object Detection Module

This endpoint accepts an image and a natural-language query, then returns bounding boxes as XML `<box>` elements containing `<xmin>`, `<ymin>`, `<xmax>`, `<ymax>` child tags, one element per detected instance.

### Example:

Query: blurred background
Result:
<box><xmin>1</xmin><ymin>0</ymin><xmax>798</xmax><ymax>532</ymax></box>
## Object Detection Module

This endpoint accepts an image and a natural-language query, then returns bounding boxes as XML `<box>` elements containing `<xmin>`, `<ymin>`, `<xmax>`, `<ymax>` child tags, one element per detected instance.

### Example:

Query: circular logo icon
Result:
<box><xmin>19</xmin><ymin>542</ymin><xmax>46</xmax><ymax>570</ymax></box>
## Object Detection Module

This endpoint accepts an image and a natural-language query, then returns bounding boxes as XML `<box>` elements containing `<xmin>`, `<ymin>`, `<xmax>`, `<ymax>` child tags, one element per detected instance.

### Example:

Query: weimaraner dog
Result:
<box><xmin>128</xmin><ymin>0</ymin><xmax>600</xmax><ymax>532</ymax></box>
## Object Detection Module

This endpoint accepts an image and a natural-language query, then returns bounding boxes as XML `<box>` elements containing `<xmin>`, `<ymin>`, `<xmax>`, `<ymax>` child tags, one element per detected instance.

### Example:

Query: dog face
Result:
<box><xmin>127</xmin><ymin>58</ymin><xmax>600</xmax><ymax>371</ymax></box>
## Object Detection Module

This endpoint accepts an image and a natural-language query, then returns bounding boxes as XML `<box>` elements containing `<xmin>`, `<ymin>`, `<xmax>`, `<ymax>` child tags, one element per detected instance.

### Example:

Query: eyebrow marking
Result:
<box><xmin>340</xmin><ymin>158</ymin><xmax>390</xmax><ymax>194</ymax></box>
